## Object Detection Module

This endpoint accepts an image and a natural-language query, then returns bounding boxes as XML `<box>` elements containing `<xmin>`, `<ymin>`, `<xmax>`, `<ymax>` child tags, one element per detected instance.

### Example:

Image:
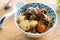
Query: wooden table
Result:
<box><xmin>0</xmin><ymin>0</ymin><xmax>60</xmax><ymax>40</ymax></box>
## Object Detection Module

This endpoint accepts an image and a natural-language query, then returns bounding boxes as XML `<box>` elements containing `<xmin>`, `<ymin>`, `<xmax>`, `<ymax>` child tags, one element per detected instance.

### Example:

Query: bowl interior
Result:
<box><xmin>14</xmin><ymin>3</ymin><xmax>57</xmax><ymax>35</ymax></box>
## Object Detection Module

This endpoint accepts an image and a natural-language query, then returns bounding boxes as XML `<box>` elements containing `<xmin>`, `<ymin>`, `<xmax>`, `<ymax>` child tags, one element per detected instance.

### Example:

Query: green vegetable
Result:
<box><xmin>57</xmin><ymin>0</ymin><xmax>60</xmax><ymax>3</ymax></box>
<box><xmin>30</xmin><ymin>15</ymin><xmax>36</xmax><ymax>20</ymax></box>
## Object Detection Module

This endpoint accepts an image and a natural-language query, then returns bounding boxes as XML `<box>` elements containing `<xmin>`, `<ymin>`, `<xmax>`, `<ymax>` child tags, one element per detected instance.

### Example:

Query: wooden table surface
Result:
<box><xmin>0</xmin><ymin>0</ymin><xmax>60</xmax><ymax>40</ymax></box>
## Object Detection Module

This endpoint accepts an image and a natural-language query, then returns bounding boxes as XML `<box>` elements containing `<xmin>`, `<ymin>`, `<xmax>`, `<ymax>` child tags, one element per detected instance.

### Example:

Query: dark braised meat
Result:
<box><xmin>23</xmin><ymin>7</ymin><xmax>47</xmax><ymax>18</ymax></box>
<box><xmin>23</xmin><ymin>7</ymin><xmax>36</xmax><ymax>15</ymax></box>
<box><xmin>23</xmin><ymin>7</ymin><xmax>37</xmax><ymax>19</ymax></box>
<box><xmin>35</xmin><ymin>8</ymin><xmax>47</xmax><ymax>18</ymax></box>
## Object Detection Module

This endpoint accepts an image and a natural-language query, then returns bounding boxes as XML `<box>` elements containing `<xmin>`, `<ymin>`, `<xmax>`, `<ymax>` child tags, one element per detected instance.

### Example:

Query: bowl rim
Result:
<box><xmin>14</xmin><ymin>2</ymin><xmax>58</xmax><ymax>36</ymax></box>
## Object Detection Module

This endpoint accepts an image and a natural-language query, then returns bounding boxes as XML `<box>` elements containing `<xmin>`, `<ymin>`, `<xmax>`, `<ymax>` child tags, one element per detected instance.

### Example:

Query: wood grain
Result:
<box><xmin>0</xmin><ymin>0</ymin><xmax>60</xmax><ymax>40</ymax></box>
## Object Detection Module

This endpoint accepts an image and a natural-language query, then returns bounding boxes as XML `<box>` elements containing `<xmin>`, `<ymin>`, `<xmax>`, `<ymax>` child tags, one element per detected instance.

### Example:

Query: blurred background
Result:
<box><xmin>0</xmin><ymin>0</ymin><xmax>60</xmax><ymax>40</ymax></box>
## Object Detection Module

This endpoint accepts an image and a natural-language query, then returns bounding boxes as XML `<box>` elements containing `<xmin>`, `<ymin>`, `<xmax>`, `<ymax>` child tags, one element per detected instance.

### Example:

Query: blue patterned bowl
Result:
<box><xmin>14</xmin><ymin>3</ymin><xmax>57</xmax><ymax>38</ymax></box>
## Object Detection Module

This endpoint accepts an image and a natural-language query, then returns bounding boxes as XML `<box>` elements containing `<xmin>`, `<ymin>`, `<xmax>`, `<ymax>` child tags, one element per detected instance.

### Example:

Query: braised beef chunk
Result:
<box><xmin>23</xmin><ymin>7</ymin><xmax>47</xmax><ymax>18</ymax></box>
<box><xmin>23</xmin><ymin>8</ymin><xmax>36</xmax><ymax>15</ymax></box>
<box><xmin>35</xmin><ymin>8</ymin><xmax>47</xmax><ymax>18</ymax></box>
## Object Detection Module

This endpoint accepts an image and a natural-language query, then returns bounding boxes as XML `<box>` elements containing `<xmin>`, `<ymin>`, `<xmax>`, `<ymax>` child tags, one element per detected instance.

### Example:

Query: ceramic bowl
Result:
<box><xmin>14</xmin><ymin>3</ymin><xmax>57</xmax><ymax>38</ymax></box>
